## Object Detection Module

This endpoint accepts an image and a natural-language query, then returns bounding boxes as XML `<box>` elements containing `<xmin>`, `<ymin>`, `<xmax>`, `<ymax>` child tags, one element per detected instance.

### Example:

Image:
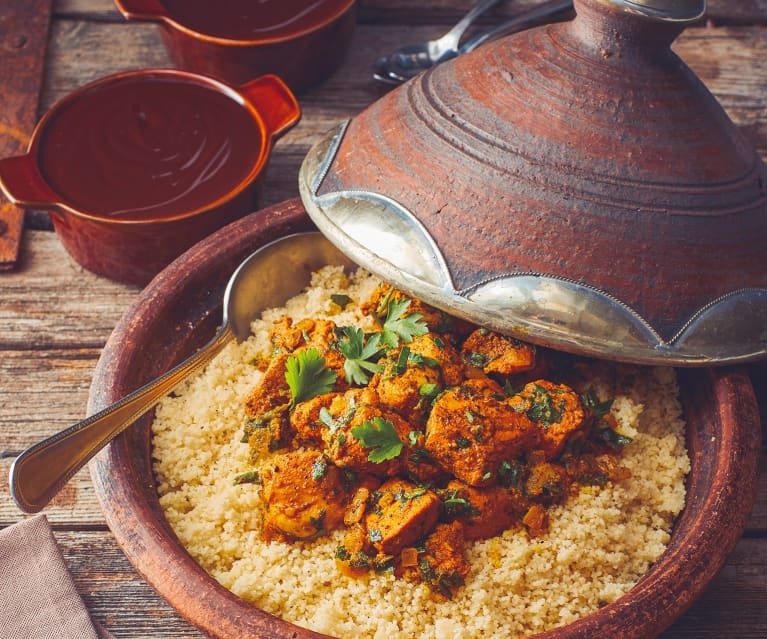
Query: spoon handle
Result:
<box><xmin>9</xmin><ymin>325</ymin><xmax>234</xmax><ymax>514</ymax></box>
<box><xmin>460</xmin><ymin>0</ymin><xmax>573</xmax><ymax>53</ymax></box>
<box><xmin>442</xmin><ymin>0</ymin><xmax>505</xmax><ymax>44</ymax></box>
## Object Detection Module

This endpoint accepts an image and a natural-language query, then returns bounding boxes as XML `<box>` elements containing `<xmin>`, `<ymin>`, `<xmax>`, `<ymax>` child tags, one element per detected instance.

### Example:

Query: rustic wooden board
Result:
<box><xmin>0</xmin><ymin>230</ymin><xmax>138</xmax><ymax>348</ymax></box>
<box><xmin>0</xmin><ymin>0</ymin><xmax>53</xmax><ymax>268</ymax></box>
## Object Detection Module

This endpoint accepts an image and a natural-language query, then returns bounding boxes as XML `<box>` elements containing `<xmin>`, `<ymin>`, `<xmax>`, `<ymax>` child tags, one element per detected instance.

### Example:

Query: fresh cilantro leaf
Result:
<box><xmin>351</xmin><ymin>416</ymin><xmax>404</xmax><ymax>463</ymax></box>
<box><xmin>337</xmin><ymin>327</ymin><xmax>385</xmax><ymax>385</ymax></box>
<box><xmin>380</xmin><ymin>298</ymin><xmax>428</xmax><ymax>346</ymax></box>
<box><xmin>284</xmin><ymin>348</ymin><xmax>337</xmax><ymax>407</ymax></box>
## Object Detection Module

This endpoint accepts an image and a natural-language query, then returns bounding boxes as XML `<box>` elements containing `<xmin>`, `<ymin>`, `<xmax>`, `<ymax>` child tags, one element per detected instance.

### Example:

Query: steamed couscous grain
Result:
<box><xmin>151</xmin><ymin>266</ymin><xmax>690</xmax><ymax>638</ymax></box>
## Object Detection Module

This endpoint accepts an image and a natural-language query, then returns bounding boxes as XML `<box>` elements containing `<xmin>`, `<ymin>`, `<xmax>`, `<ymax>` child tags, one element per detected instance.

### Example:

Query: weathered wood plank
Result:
<box><xmin>0</xmin><ymin>230</ymin><xmax>138</xmax><ymax>348</ymax></box>
<box><xmin>0</xmin><ymin>461</ymin><xmax>104</xmax><ymax>526</ymax></box>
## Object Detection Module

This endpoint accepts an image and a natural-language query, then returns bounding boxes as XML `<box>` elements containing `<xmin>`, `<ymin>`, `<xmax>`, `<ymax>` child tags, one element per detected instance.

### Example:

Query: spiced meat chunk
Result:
<box><xmin>508</xmin><ymin>380</ymin><xmax>585</xmax><ymax>460</ymax></box>
<box><xmin>424</xmin><ymin>378</ymin><xmax>539</xmax><ymax>486</ymax></box>
<box><xmin>268</xmin><ymin>317</ymin><xmax>348</xmax><ymax>386</ymax></box>
<box><xmin>365</xmin><ymin>478</ymin><xmax>441</xmax><ymax>556</ymax></box>
<box><xmin>460</xmin><ymin>328</ymin><xmax>537</xmax><ymax>377</ymax></box>
<box><xmin>260</xmin><ymin>451</ymin><xmax>349</xmax><ymax>542</ymax></box>
<box><xmin>370</xmin><ymin>332</ymin><xmax>464</xmax><ymax>422</ymax></box>
<box><xmin>417</xmin><ymin>521</ymin><xmax>471</xmax><ymax>597</ymax></box>
<box><xmin>441</xmin><ymin>480</ymin><xmax>526</xmax><ymax>541</ymax></box>
<box><xmin>321</xmin><ymin>388</ymin><xmax>415</xmax><ymax>478</ymax></box>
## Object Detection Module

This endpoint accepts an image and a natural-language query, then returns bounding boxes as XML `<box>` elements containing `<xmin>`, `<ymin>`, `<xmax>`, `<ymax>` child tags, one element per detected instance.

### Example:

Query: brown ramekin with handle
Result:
<box><xmin>113</xmin><ymin>0</ymin><xmax>357</xmax><ymax>93</ymax></box>
<box><xmin>0</xmin><ymin>69</ymin><xmax>300</xmax><ymax>286</ymax></box>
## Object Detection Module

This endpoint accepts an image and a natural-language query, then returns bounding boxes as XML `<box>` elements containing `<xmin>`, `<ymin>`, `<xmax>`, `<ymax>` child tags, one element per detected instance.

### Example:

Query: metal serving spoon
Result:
<box><xmin>373</xmin><ymin>0</ymin><xmax>574</xmax><ymax>85</ymax></box>
<box><xmin>372</xmin><ymin>0</ymin><xmax>504</xmax><ymax>84</ymax></box>
<box><xmin>10</xmin><ymin>232</ymin><xmax>353</xmax><ymax>514</ymax></box>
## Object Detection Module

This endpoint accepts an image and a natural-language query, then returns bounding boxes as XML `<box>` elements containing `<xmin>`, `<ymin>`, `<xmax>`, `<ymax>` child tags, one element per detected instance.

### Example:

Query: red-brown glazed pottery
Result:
<box><xmin>87</xmin><ymin>199</ymin><xmax>760</xmax><ymax>639</ymax></box>
<box><xmin>298</xmin><ymin>0</ymin><xmax>767</xmax><ymax>366</ymax></box>
<box><xmin>0</xmin><ymin>69</ymin><xmax>300</xmax><ymax>286</ymax></box>
<box><xmin>113</xmin><ymin>0</ymin><xmax>357</xmax><ymax>93</ymax></box>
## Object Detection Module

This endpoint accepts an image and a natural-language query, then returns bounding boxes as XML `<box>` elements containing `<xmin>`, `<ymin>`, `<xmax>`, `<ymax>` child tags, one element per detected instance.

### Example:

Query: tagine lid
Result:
<box><xmin>299</xmin><ymin>0</ymin><xmax>767</xmax><ymax>366</ymax></box>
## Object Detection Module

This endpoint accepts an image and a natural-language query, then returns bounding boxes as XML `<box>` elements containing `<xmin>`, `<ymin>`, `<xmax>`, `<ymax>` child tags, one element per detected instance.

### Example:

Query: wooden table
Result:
<box><xmin>1</xmin><ymin>0</ymin><xmax>765</xmax><ymax>637</ymax></box>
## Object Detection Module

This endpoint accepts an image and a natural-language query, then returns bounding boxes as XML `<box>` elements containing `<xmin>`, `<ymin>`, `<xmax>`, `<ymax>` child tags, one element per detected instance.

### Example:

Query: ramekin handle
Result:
<box><xmin>239</xmin><ymin>75</ymin><xmax>301</xmax><ymax>140</ymax></box>
<box><xmin>0</xmin><ymin>154</ymin><xmax>59</xmax><ymax>208</ymax></box>
<box><xmin>113</xmin><ymin>0</ymin><xmax>168</xmax><ymax>20</ymax></box>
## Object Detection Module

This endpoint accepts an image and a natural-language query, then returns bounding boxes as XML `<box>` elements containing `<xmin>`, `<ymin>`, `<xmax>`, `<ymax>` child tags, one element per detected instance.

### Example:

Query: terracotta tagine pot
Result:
<box><xmin>299</xmin><ymin>0</ymin><xmax>767</xmax><ymax>367</ymax></box>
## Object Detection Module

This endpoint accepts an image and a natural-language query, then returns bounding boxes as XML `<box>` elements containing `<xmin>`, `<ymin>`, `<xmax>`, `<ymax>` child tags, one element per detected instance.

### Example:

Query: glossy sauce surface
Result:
<box><xmin>39</xmin><ymin>75</ymin><xmax>262</xmax><ymax>219</ymax></box>
<box><xmin>161</xmin><ymin>0</ymin><xmax>350</xmax><ymax>40</ymax></box>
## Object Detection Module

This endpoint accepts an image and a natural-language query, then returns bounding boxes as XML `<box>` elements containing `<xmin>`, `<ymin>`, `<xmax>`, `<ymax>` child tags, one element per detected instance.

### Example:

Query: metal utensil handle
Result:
<box><xmin>9</xmin><ymin>325</ymin><xmax>234</xmax><ymax>514</ymax></box>
<box><xmin>443</xmin><ymin>0</ymin><xmax>505</xmax><ymax>44</ymax></box>
<box><xmin>460</xmin><ymin>0</ymin><xmax>573</xmax><ymax>53</ymax></box>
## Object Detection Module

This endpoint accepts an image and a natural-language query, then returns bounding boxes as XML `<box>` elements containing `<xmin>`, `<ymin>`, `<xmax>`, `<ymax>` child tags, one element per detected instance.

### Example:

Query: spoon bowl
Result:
<box><xmin>9</xmin><ymin>231</ymin><xmax>353</xmax><ymax>514</ymax></box>
<box><xmin>372</xmin><ymin>0</ymin><xmax>503</xmax><ymax>84</ymax></box>
<box><xmin>373</xmin><ymin>0</ymin><xmax>573</xmax><ymax>84</ymax></box>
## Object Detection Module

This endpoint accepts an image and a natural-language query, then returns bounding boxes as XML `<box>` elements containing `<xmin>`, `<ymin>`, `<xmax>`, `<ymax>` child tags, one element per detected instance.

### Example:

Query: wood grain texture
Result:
<box><xmin>0</xmin><ymin>0</ymin><xmax>53</xmax><ymax>268</ymax></box>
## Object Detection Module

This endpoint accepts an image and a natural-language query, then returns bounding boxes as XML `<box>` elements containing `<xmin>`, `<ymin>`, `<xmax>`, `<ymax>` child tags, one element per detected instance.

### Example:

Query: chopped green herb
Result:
<box><xmin>407</xmin><ymin>430</ymin><xmax>421</xmax><ymax>446</ymax></box>
<box><xmin>331</xmin><ymin>293</ymin><xmax>353</xmax><ymax>309</ymax></box>
<box><xmin>311</xmin><ymin>456</ymin><xmax>328</xmax><ymax>480</ymax></box>
<box><xmin>498</xmin><ymin>459</ymin><xmax>523</xmax><ymax>487</ymax></box>
<box><xmin>394</xmin><ymin>346</ymin><xmax>411</xmax><ymax>375</ymax></box>
<box><xmin>526</xmin><ymin>384</ymin><xmax>564</xmax><ymax>427</ymax></box>
<box><xmin>335</xmin><ymin>545</ymin><xmax>350</xmax><ymax>561</ymax></box>
<box><xmin>419</xmin><ymin>383</ymin><xmax>440</xmax><ymax>398</ymax></box>
<box><xmin>582</xmin><ymin>392</ymin><xmax>614</xmax><ymax>417</ymax></box>
<box><xmin>337</xmin><ymin>326</ymin><xmax>384</xmax><ymax>385</ymax></box>
<box><xmin>284</xmin><ymin>348</ymin><xmax>337</xmax><ymax>407</ymax></box>
<box><xmin>409</xmin><ymin>352</ymin><xmax>440</xmax><ymax>368</ymax></box>
<box><xmin>598</xmin><ymin>428</ymin><xmax>633</xmax><ymax>451</ymax></box>
<box><xmin>466</xmin><ymin>351</ymin><xmax>489</xmax><ymax>368</ymax></box>
<box><xmin>455</xmin><ymin>437</ymin><xmax>472</xmax><ymax>449</ymax></box>
<box><xmin>233</xmin><ymin>470</ymin><xmax>260</xmax><ymax>485</ymax></box>
<box><xmin>351</xmin><ymin>416</ymin><xmax>405</xmax><ymax>463</ymax></box>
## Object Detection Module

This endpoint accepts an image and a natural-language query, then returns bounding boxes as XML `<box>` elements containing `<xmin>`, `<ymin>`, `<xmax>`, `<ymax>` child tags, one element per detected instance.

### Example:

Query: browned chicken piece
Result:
<box><xmin>245</xmin><ymin>353</ymin><xmax>292</xmax><ymax>419</ymax></box>
<box><xmin>325</xmin><ymin>404</ymin><xmax>414</xmax><ymax>478</ymax></box>
<box><xmin>370</xmin><ymin>330</ymin><xmax>464</xmax><ymax>423</ymax></box>
<box><xmin>403</xmin><ymin>430</ymin><xmax>450</xmax><ymax>485</ymax></box>
<box><xmin>365</xmin><ymin>478</ymin><xmax>441</xmax><ymax>555</ymax></box>
<box><xmin>244</xmin><ymin>353</ymin><xmax>293</xmax><ymax>455</ymax></box>
<box><xmin>268</xmin><ymin>317</ymin><xmax>348</xmax><ymax>386</ymax></box>
<box><xmin>460</xmin><ymin>329</ymin><xmax>536</xmax><ymax>377</ymax></box>
<box><xmin>289</xmin><ymin>391</ymin><xmax>337</xmax><ymax>447</ymax></box>
<box><xmin>360</xmin><ymin>283</ymin><xmax>476</xmax><ymax>340</ymax></box>
<box><xmin>508</xmin><ymin>379</ymin><xmax>585</xmax><ymax>460</ymax></box>
<box><xmin>361</xmin><ymin>283</ymin><xmax>444</xmax><ymax>329</ymax></box>
<box><xmin>442</xmin><ymin>479</ymin><xmax>526</xmax><ymax>540</ymax></box>
<box><xmin>410</xmin><ymin>332</ymin><xmax>465</xmax><ymax>386</ymax></box>
<box><xmin>417</xmin><ymin>521</ymin><xmax>471</xmax><ymax>597</ymax></box>
<box><xmin>425</xmin><ymin>378</ymin><xmax>539</xmax><ymax>486</ymax></box>
<box><xmin>259</xmin><ymin>451</ymin><xmax>349</xmax><ymax>542</ymax></box>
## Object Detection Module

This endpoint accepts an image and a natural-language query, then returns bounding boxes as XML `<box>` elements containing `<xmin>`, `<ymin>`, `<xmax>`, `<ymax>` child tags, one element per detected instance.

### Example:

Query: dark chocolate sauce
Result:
<box><xmin>39</xmin><ymin>75</ymin><xmax>261</xmax><ymax>219</ymax></box>
<box><xmin>161</xmin><ymin>0</ymin><xmax>349</xmax><ymax>40</ymax></box>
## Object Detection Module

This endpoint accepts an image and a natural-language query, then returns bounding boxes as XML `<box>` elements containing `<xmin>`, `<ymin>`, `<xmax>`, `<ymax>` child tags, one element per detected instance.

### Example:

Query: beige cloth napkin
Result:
<box><xmin>0</xmin><ymin>514</ymin><xmax>115</xmax><ymax>639</ymax></box>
